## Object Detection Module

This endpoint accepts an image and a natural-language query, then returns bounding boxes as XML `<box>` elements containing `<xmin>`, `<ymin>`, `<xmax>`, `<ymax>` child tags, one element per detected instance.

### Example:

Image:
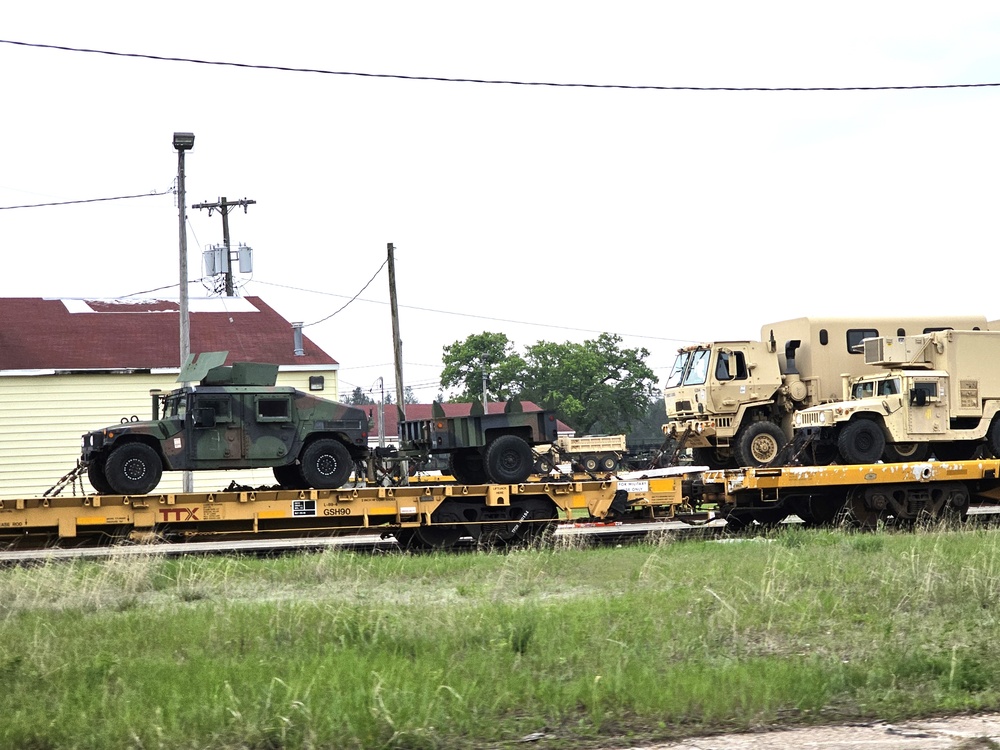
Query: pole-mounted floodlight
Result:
<box><xmin>173</xmin><ymin>131</ymin><xmax>195</xmax><ymax>493</ymax></box>
<box><xmin>173</xmin><ymin>132</ymin><xmax>195</xmax><ymax>151</ymax></box>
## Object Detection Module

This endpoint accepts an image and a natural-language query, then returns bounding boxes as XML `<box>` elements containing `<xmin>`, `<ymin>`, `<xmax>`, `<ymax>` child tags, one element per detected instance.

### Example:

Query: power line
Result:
<box><xmin>251</xmin><ymin>278</ymin><xmax>695</xmax><ymax>344</ymax></box>
<box><xmin>0</xmin><ymin>188</ymin><xmax>172</xmax><ymax>210</ymax></box>
<box><xmin>301</xmin><ymin>258</ymin><xmax>388</xmax><ymax>327</ymax></box>
<box><xmin>2</xmin><ymin>38</ymin><xmax>998</xmax><ymax>92</ymax></box>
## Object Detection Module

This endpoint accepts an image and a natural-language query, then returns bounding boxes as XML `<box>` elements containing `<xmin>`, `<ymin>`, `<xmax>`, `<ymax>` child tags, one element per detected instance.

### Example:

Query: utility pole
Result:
<box><xmin>192</xmin><ymin>196</ymin><xmax>256</xmax><ymax>296</ymax></box>
<box><xmin>387</xmin><ymin>243</ymin><xmax>406</xmax><ymax>421</ymax></box>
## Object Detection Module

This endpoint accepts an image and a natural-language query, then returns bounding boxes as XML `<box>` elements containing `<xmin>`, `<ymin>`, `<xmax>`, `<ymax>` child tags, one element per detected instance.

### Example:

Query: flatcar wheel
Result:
<box><xmin>838</xmin><ymin>489</ymin><xmax>881</xmax><ymax>529</ymax></box>
<box><xmin>398</xmin><ymin>525</ymin><xmax>464</xmax><ymax>550</ymax></box>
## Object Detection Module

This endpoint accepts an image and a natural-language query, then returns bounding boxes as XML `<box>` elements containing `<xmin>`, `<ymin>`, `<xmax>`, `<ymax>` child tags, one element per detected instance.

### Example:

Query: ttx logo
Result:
<box><xmin>158</xmin><ymin>507</ymin><xmax>200</xmax><ymax>522</ymax></box>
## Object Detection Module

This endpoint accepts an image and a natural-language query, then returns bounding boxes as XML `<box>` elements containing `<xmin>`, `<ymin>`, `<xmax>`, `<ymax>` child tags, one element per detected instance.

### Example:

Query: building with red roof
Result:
<box><xmin>0</xmin><ymin>296</ymin><xmax>342</xmax><ymax>498</ymax></box>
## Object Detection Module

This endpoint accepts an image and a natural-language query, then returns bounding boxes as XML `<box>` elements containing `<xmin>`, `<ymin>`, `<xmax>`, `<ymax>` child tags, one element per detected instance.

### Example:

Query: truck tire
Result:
<box><xmin>734</xmin><ymin>422</ymin><xmax>786</xmax><ymax>468</ymax></box>
<box><xmin>299</xmin><ymin>439</ymin><xmax>353</xmax><ymax>489</ymax></box>
<box><xmin>581</xmin><ymin>454</ymin><xmax>600</xmax><ymax>472</ymax></box>
<box><xmin>882</xmin><ymin>442</ymin><xmax>929</xmax><ymax>463</ymax></box>
<box><xmin>598</xmin><ymin>453</ymin><xmax>619</xmax><ymax>472</ymax></box>
<box><xmin>837</xmin><ymin>420</ymin><xmax>885</xmax><ymax>465</ymax></box>
<box><xmin>104</xmin><ymin>443</ymin><xmax>163</xmax><ymax>496</ymax></box>
<box><xmin>485</xmin><ymin>435</ymin><xmax>534</xmax><ymax>484</ymax></box>
<box><xmin>86</xmin><ymin>459</ymin><xmax>115</xmax><ymax>495</ymax></box>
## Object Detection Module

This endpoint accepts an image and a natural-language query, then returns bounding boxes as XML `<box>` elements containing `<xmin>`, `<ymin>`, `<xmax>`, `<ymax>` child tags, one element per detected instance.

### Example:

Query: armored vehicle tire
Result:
<box><xmin>882</xmin><ymin>441</ymin><xmax>930</xmax><ymax>463</ymax></box>
<box><xmin>734</xmin><ymin>422</ymin><xmax>786</xmax><ymax>468</ymax></box>
<box><xmin>104</xmin><ymin>443</ymin><xmax>163</xmax><ymax>496</ymax></box>
<box><xmin>299</xmin><ymin>439</ymin><xmax>353</xmax><ymax>489</ymax></box>
<box><xmin>837</xmin><ymin>420</ymin><xmax>885</xmax><ymax>465</ymax></box>
<box><xmin>272</xmin><ymin>463</ymin><xmax>306</xmax><ymax>489</ymax></box>
<box><xmin>598</xmin><ymin>453</ymin><xmax>619</xmax><ymax>472</ymax></box>
<box><xmin>450</xmin><ymin>449</ymin><xmax>489</xmax><ymax>485</ymax></box>
<box><xmin>86</xmin><ymin>459</ymin><xmax>115</xmax><ymax>495</ymax></box>
<box><xmin>484</xmin><ymin>435</ymin><xmax>534</xmax><ymax>484</ymax></box>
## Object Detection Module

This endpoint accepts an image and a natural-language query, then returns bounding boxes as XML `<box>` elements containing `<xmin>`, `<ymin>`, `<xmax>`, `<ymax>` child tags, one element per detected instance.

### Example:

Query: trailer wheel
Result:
<box><xmin>533</xmin><ymin>456</ymin><xmax>554</xmax><ymax>475</ymax></box>
<box><xmin>86</xmin><ymin>459</ymin><xmax>115</xmax><ymax>495</ymax></box>
<box><xmin>449</xmin><ymin>450</ymin><xmax>488</xmax><ymax>485</ymax></box>
<box><xmin>734</xmin><ymin>422</ymin><xmax>785</xmax><ymax>468</ymax></box>
<box><xmin>837</xmin><ymin>420</ymin><xmax>885</xmax><ymax>465</ymax></box>
<box><xmin>883</xmin><ymin>442</ymin><xmax>929</xmax><ymax>463</ymax></box>
<box><xmin>581</xmin><ymin>454</ymin><xmax>600</xmax><ymax>472</ymax></box>
<box><xmin>598</xmin><ymin>453</ymin><xmax>619</xmax><ymax>472</ymax></box>
<box><xmin>299</xmin><ymin>439</ymin><xmax>353</xmax><ymax>489</ymax></box>
<box><xmin>104</xmin><ymin>443</ymin><xmax>163</xmax><ymax>496</ymax></box>
<box><xmin>485</xmin><ymin>435</ymin><xmax>534</xmax><ymax>484</ymax></box>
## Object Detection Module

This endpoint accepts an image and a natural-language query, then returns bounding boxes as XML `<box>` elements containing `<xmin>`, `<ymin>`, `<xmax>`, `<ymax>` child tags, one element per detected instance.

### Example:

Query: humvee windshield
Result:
<box><xmin>852</xmin><ymin>377</ymin><xmax>900</xmax><ymax>399</ymax></box>
<box><xmin>165</xmin><ymin>393</ymin><xmax>187</xmax><ymax>419</ymax></box>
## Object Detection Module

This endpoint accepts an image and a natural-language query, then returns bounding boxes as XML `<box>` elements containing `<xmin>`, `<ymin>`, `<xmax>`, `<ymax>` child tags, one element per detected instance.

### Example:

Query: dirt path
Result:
<box><xmin>652</xmin><ymin>714</ymin><xmax>1000</xmax><ymax>749</ymax></box>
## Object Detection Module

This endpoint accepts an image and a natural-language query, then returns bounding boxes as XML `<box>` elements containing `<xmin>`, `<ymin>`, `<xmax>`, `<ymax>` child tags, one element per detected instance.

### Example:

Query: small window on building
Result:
<box><xmin>847</xmin><ymin>328</ymin><xmax>879</xmax><ymax>353</ymax></box>
<box><xmin>257</xmin><ymin>396</ymin><xmax>292</xmax><ymax>422</ymax></box>
<box><xmin>309</xmin><ymin>375</ymin><xmax>325</xmax><ymax>391</ymax></box>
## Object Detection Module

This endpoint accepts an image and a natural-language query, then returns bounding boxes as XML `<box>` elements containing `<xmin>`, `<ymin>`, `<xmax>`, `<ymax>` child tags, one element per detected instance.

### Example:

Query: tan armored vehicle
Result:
<box><xmin>663</xmin><ymin>316</ymin><xmax>988</xmax><ymax>469</ymax></box>
<box><xmin>793</xmin><ymin>329</ymin><xmax>1000</xmax><ymax>464</ymax></box>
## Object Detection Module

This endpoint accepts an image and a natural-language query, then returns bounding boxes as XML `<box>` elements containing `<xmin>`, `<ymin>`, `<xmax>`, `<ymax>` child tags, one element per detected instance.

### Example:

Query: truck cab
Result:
<box><xmin>663</xmin><ymin>341</ymin><xmax>785</xmax><ymax>468</ymax></box>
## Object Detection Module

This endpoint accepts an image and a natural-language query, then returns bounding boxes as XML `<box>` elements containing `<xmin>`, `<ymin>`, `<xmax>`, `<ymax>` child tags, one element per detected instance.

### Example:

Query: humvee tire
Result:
<box><xmin>104</xmin><ymin>443</ymin><xmax>163</xmax><ymax>495</ymax></box>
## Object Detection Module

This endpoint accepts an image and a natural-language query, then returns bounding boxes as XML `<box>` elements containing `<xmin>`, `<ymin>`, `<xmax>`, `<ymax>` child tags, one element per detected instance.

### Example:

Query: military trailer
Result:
<box><xmin>793</xmin><ymin>329</ymin><xmax>1000</xmax><ymax>464</ymax></box>
<box><xmin>662</xmin><ymin>316</ymin><xmax>988</xmax><ymax>469</ymax></box>
<box><xmin>397</xmin><ymin>399</ymin><xmax>561</xmax><ymax>485</ymax></box>
<box><xmin>81</xmin><ymin>352</ymin><xmax>369</xmax><ymax>495</ymax></box>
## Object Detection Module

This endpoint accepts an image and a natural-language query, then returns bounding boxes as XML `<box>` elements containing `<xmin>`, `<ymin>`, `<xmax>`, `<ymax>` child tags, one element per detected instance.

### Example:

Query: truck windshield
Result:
<box><xmin>665</xmin><ymin>348</ymin><xmax>712</xmax><ymax>388</ymax></box>
<box><xmin>165</xmin><ymin>395</ymin><xmax>187</xmax><ymax>418</ymax></box>
<box><xmin>665</xmin><ymin>351</ymin><xmax>691</xmax><ymax>389</ymax></box>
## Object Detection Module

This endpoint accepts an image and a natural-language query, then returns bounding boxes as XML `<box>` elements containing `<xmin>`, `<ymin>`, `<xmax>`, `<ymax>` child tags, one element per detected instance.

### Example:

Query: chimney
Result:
<box><xmin>292</xmin><ymin>322</ymin><xmax>304</xmax><ymax>356</ymax></box>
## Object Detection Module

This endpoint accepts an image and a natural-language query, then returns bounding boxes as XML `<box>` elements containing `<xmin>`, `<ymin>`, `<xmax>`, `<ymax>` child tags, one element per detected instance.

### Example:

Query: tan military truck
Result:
<box><xmin>793</xmin><ymin>329</ymin><xmax>1000</xmax><ymax>465</ymax></box>
<box><xmin>663</xmin><ymin>316</ymin><xmax>988</xmax><ymax>469</ymax></box>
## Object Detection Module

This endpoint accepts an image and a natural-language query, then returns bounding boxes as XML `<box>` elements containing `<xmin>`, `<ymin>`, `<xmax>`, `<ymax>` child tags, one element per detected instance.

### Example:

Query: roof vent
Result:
<box><xmin>292</xmin><ymin>322</ymin><xmax>304</xmax><ymax>356</ymax></box>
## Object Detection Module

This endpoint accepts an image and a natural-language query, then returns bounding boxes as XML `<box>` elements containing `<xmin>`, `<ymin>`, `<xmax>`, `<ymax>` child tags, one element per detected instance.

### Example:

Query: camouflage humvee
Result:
<box><xmin>80</xmin><ymin>352</ymin><xmax>369</xmax><ymax>495</ymax></box>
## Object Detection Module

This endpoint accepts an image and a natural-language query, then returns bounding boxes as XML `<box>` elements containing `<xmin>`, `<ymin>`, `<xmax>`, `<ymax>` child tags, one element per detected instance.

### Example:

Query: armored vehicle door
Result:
<box><xmin>243</xmin><ymin>392</ymin><xmax>298</xmax><ymax>463</ymax></box>
<box><xmin>907</xmin><ymin>377</ymin><xmax>947</xmax><ymax>435</ymax></box>
<box><xmin>189</xmin><ymin>392</ymin><xmax>241</xmax><ymax>464</ymax></box>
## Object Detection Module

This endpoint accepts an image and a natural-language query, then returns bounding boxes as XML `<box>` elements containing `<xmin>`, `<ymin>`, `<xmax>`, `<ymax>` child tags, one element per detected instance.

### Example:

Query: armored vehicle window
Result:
<box><xmin>256</xmin><ymin>396</ymin><xmax>292</xmax><ymax>423</ymax></box>
<box><xmin>877</xmin><ymin>379</ymin><xmax>900</xmax><ymax>396</ymax></box>
<box><xmin>715</xmin><ymin>350</ymin><xmax>748</xmax><ymax>381</ymax></box>
<box><xmin>847</xmin><ymin>329</ymin><xmax>879</xmax><ymax>353</ymax></box>
<box><xmin>193</xmin><ymin>396</ymin><xmax>232</xmax><ymax>423</ymax></box>
<box><xmin>923</xmin><ymin>327</ymin><xmax>953</xmax><ymax>333</ymax></box>
<box><xmin>852</xmin><ymin>381</ymin><xmax>875</xmax><ymax>399</ymax></box>
<box><xmin>910</xmin><ymin>381</ymin><xmax>938</xmax><ymax>404</ymax></box>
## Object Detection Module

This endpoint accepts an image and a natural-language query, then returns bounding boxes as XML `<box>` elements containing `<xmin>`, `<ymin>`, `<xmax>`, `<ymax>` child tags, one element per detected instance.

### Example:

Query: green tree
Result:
<box><xmin>342</xmin><ymin>386</ymin><xmax>375</xmax><ymax>406</ymax></box>
<box><xmin>519</xmin><ymin>333</ymin><xmax>658</xmax><ymax>434</ymax></box>
<box><xmin>440</xmin><ymin>332</ymin><xmax>526</xmax><ymax>402</ymax></box>
<box><xmin>403</xmin><ymin>386</ymin><xmax>418</xmax><ymax>405</ymax></box>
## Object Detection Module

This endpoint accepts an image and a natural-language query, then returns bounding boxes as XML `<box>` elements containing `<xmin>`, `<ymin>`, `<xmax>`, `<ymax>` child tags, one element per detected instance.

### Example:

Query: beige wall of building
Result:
<box><xmin>0</xmin><ymin>368</ymin><xmax>340</xmax><ymax>499</ymax></box>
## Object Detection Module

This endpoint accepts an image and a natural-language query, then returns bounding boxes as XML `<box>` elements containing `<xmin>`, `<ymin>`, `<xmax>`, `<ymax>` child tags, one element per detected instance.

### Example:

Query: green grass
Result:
<box><xmin>2</xmin><ymin>526</ymin><xmax>1000</xmax><ymax>748</ymax></box>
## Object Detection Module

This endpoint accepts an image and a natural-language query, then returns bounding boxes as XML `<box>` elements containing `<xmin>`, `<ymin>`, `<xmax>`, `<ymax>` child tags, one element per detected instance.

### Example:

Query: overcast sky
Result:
<box><xmin>4</xmin><ymin>3</ymin><xmax>1000</xmax><ymax>401</ymax></box>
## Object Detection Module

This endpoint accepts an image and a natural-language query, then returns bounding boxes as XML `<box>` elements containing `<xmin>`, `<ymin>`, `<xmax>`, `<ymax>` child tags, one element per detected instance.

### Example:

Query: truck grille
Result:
<box><xmin>797</xmin><ymin>412</ymin><xmax>825</xmax><ymax>427</ymax></box>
